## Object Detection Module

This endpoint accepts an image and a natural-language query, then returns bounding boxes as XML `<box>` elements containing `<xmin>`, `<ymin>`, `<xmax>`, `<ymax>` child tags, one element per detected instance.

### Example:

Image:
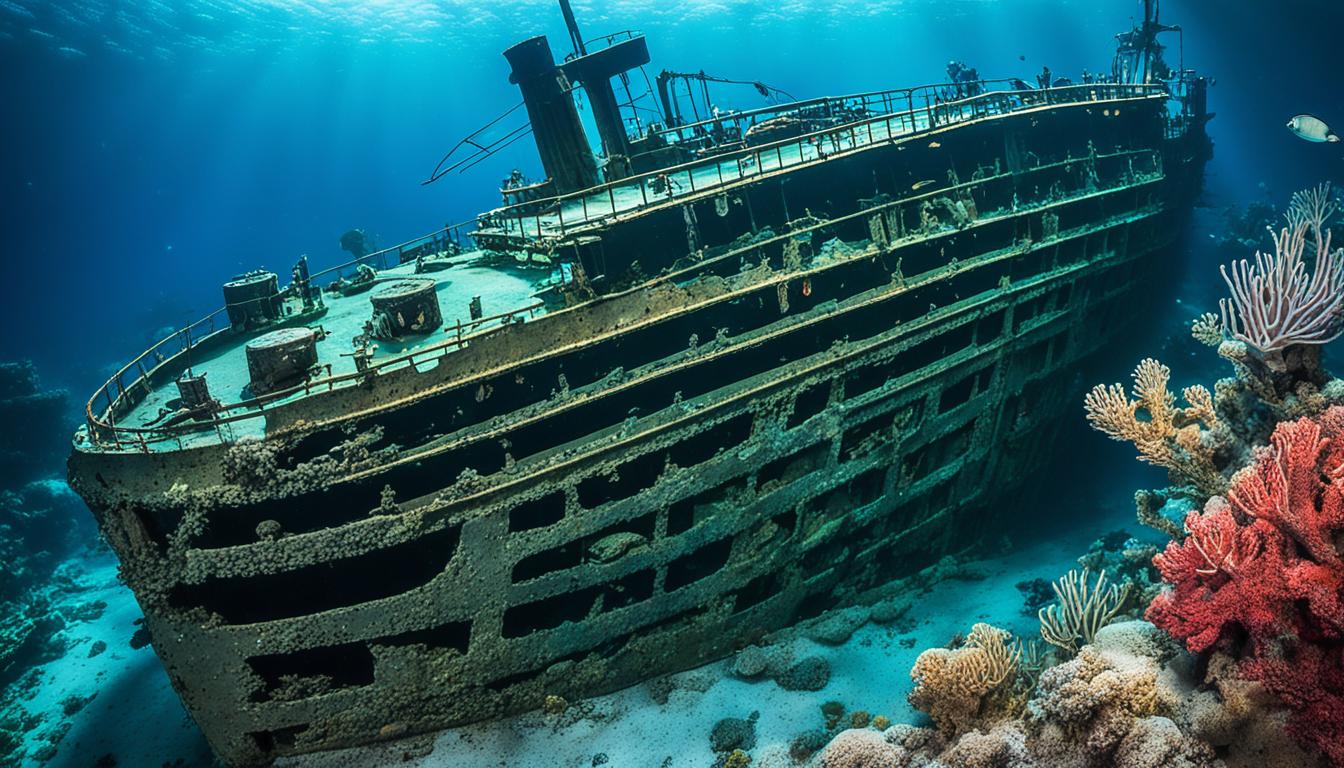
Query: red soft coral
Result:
<box><xmin>1229</xmin><ymin>416</ymin><xmax>1344</xmax><ymax>566</ymax></box>
<box><xmin>1242</xmin><ymin>644</ymin><xmax>1344</xmax><ymax>766</ymax></box>
<box><xmin>1146</xmin><ymin>406</ymin><xmax>1344</xmax><ymax>765</ymax></box>
<box><xmin>1148</xmin><ymin>502</ymin><xmax>1294</xmax><ymax>653</ymax></box>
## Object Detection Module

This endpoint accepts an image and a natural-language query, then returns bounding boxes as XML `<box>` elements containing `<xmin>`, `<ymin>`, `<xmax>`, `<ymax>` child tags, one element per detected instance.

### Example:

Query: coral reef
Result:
<box><xmin>1084</xmin><ymin>358</ymin><xmax>1225</xmax><ymax>496</ymax></box>
<box><xmin>0</xmin><ymin>361</ymin><xmax>102</xmax><ymax>767</ymax></box>
<box><xmin>907</xmin><ymin>622</ymin><xmax>1024</xmax><ymax>735</ymax></box>
<box><xmin>1</xmin><ymin>481</ymin><xmax>98</xmax><ymax>691</ymax></box>
<box><xmin>1085</xmin><ymin>185</ymin><xmax>1344</xmax><ymax>766</ymax></box>
<box><xmin>817</xmin><ymin>621</ymin><xmax>1313</xmax><ymax>768</ymax></box>
<box><xmin>1147</xmin><ymin>407</ymin><xmax>1344</xmax><ymax>764</ymax></box>
<box><xmin>816</xmin><ymin>727</ymin><xmax>906</xmax><ymax>768</ymax></box>
<box><xmin>1089</xmin><ymin>187</ymin><xmax>1344</xmax><ymax>541</ymax></box>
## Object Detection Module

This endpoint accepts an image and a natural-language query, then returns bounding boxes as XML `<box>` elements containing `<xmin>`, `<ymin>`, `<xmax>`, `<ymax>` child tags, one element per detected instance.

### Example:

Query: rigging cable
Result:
<box><xmin>422</xmin><ymin>100</ymin><xmax>528</xmax><ymax>185</ymax></box>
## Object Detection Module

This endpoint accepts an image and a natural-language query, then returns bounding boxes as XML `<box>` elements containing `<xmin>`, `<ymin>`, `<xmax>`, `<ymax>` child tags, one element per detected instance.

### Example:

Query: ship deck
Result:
<box><xmin>81</xmin><ymin>81</ymin><xmax>1174</xmax><ymax>456</ymax></box>
<box><xmin>473</xmin><ymin>82</ymin><xmax>1168</xmax><ymax>244</ymax></box>
<box><xmin>478</xmin><ymin>109</ymin><xmax>937</xmax><ymax>243</ymax></box>
<box><xmin>112</xmin><ymin>253</ymin><xmax>555</xmax><ymax>448</ymax></box>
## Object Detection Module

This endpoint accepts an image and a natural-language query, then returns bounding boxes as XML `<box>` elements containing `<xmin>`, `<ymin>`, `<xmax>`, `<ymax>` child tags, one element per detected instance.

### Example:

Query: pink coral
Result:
<box><xmin>1219</xmin><ymin>220</ymin><xmax>1344</xmax><ymax>354</ymax></box>
<box><xmin>1147</xmin><ymin>406</ymin><xmax>1344</xmax><ymax>765</ymax></box>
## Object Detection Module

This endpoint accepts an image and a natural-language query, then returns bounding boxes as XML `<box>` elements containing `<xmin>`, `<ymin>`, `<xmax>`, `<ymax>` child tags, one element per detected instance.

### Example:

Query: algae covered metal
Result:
<box><xmin>67</xmin><ymin>3</ymin><xmax>1211</xmax><ymax>764</ymax></box>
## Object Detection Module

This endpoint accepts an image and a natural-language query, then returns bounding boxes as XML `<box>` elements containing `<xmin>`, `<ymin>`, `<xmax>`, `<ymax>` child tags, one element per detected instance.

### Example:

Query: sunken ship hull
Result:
<box><xmin>69</xmin><ymin>9</ymin><xmax>1210</xmax><ymax>759</ymax></box>
<box><xmin>71</xmin><ymin>90</ymin><xmax>1209</xmax><ymax>766</ymax></box>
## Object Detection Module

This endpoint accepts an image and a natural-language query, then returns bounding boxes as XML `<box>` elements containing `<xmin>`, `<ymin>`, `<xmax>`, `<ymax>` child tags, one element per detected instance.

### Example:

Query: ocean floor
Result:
<box><xmin>9</xmin><ymin>492</ymin><xmax>1144</xmax><ymax>768</ymax></box>
<box><xmin>6</xmin><ymin>553</ymin><xmax>215</xmax><ymax>768</ymax></box>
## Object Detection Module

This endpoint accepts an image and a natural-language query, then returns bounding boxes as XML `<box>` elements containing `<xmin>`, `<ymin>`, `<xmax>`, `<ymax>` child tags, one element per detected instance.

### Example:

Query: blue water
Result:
<box><xmin>2</xmin><ymin>0</ymin><xmax>1339</xmax><ymax>395</ymax></box>
<box><xmin>2</xmin><ymin>0</ymin><xmax>1343</xmax><ymax>765</ymax></box>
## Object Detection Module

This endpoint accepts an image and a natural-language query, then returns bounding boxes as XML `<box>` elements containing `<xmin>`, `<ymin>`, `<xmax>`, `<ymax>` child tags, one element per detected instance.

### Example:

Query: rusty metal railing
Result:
<box><xmin>477</xmin><ymin>82</ymin><xmax>1167</xmax><ymax>242</ymax></box>
<box><xmin>83</xmin><ymin>297</ymin><xmax>544</xmax><ymax>453</ymax></box>
<box><xmin>80</xmin><ymin>79</ymin><xmax>1181</xmax><ymax>453</ymax></box>
<box><xmin>309</xmin><ymin>220</ymin><xmax>476</xmax><ymax>284</ymax></box>
<box><xmin>81</xmin><ymin>218</ymin><xmax>518</xmax><ymax>452</ymax></box>
<box><xmin>644</xmin><ymin>78</ymin><xmax>1024</xmax><ymax>149</ymax></box>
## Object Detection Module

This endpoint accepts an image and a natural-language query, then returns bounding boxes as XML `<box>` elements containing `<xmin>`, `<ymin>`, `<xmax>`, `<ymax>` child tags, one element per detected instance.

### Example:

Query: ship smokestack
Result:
<box><xmin>504</xmin><ymin>35</ymin><xmax>599</xmax><ymax>194</ymax></box>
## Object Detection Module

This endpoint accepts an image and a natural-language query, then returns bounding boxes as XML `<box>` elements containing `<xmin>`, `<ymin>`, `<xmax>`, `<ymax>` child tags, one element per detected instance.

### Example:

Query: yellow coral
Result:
<box><xmin>910</xmin><ymin>647</ymin><xmax>992</xmax><ymax>733</ymax></box>
<box><xmin>967</xmin><ymin>622</ymin><xmax>1022</xmax><ymax>687</ymax></box>
<box><xmin>909</xmin><ymin>623</ymin><xmax>1022</xmax><ymax>734</ymax></box>
<box><xmin>1190</xmin><ymin>312</ymin><xmax>1224</xmax><ymax>347</ymax></box>
<box><xmin>1084</xmin><ymin>358</ymin><xmax>1225</xmax><ymax>496</ymax></box>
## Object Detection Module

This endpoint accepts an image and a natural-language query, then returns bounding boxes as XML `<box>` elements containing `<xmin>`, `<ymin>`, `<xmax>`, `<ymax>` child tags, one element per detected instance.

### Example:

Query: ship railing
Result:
<box><xmin>581</xmin><ymin>29</ymin><xmax>641</xmax><ymax>51</ymax></box>
<box><xmin>483</xmin><ymin>82</ymin><xmax>1167</xmax><ymax>242</ymax></box>
<box><xmin>309</xmin><ymin>220</ymin><xmax>477</xmax><ymax>284</ymax></box>
<box><xmin>645</xmin><ymin>78</ymin><xmax>1023</xmax><ymax>148</ymax></box>
<box><xmin>84</xmin><ymin>295</ymin><xmax>543</xmax><ymax>452</ymax></box>
<box><xmin>82</xmin><ymin>218</ymin><xmax>497</xmax><ymax>452</ymax></box>
<box><xmin>1160</xmin><ymin>70</ymin><xmax>1206</xmax><ymax>139</ymax></box>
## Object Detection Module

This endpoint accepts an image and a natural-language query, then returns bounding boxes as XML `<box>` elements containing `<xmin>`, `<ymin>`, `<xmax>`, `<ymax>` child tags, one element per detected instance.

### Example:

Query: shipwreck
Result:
<box><xmin>68</xmin><ymin>2</ymin><xmax>1211</xmax><ymax>764</ymax></box>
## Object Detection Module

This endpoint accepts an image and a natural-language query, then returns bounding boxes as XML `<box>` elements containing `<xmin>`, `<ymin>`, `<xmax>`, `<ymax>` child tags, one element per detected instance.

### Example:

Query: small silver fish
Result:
<box><xmin>1287</xmin><ymin>114</ymin><xmax>1340</xmax><ymax>143</ymax></box>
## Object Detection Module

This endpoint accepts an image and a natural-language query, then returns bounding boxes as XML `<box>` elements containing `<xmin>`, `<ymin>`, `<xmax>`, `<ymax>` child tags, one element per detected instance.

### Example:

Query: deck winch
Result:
<box><xmin>223</xmin><ymin>271</ymin><xmax>283</xmax><ymax>330</ymax></box>
<box><xmin>245</xmin><ymin>327</ymin><xmax>319</xmax><ymax>394</ymax></box>
<box><xmin>174</xmin><ymin>371</ymin><xmax>218</xmax><ymax>414</ymax></box>
<box><xmin>369</xmin><ymin>278</ymin><xmax>443</xmax><ymax>340</ymax></box>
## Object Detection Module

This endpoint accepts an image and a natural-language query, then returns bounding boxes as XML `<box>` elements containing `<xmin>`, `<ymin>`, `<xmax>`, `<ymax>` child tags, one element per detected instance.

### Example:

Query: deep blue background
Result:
<box><xmin>0</xmin><ymin>0</ymin><xmax>1340</xmax><ymax>407</ymax></box>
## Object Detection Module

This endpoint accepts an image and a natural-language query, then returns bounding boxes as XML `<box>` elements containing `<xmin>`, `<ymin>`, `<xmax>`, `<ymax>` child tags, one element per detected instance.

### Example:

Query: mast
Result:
<box><xmin>1113</xmin><ymin>0</ymin><xmax>1176</xmax><ymax>85</ymax></box>
<box><xmin>559</xmin><ymin>0</ymin><xmax>587</xmax><ymax>57</ymax></box>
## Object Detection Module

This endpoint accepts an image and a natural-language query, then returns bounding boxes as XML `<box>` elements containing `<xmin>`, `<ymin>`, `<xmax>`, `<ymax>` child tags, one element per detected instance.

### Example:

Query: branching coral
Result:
<box><xmin>1084</xmin><ymin>359</ymin><xmax>1225</xmax><ymax>496</ymax></box>
<box><xmin>1227</xmin><ymin>411</ymin><xmax>1344</xmax><ymax>565</ymax></box>
<box><xmin>1285</xmin><ymin>181</ymin><xmax>1338</xmax><ymax>255</ymax></box>
<box><xmin>968</xmin><ymin>622</ymin><xmax>1023</xmax><ymax>687</ymax></box>
<box><xmin>1147</xmin><ymin>406</ymin><xmax>1344</xmax><ymax>764</ymax></box>
<box><xmin>1191</xmin><ymin>312</ymin><xmax>1224</xmax><ymax>348</ymax></box>
<box><xmin>1038</xmin><ymin>568</ymin><xmax>1130</xmax><ymax>653</ymax></box>
<box><xmin>1219</xmin><ymin>221</ymin><xmax>1344</xmax><ymax>358</ymax></box>
<box><xmin>1241</xmin><ymin>644</ymin><xmax>1344</xmax><ymax>766</ymax></box>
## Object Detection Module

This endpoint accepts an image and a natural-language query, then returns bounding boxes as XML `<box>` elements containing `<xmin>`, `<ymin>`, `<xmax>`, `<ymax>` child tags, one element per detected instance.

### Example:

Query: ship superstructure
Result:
<box><xmin>69</xmin><ymin>3</ymin><xmax>1210</xmax><ymax>765</ymax></box>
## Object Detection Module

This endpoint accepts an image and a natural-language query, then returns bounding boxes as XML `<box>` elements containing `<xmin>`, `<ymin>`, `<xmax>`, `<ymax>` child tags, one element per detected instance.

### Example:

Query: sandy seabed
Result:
<box><xmin>17</xmin><ymin>507</ymin><xmax>1126</xmax><ymax>768</ymax></box>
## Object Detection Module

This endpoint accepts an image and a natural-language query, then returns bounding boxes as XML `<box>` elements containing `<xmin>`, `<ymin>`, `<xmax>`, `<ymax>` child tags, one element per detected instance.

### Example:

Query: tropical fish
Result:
<box><xmin>1287</xmin><ymin>114</ymin><xmax>1339</xmax><ymax>143</ymax></box>
<box><xmin>912</xmin><ymin>179</ymin><xmax>937</xmax><ymax>190</ymax></box>
<box><xmin>928</xmin><ymin>141</ymin><xmax>942</xmax><ymax>148</ymax></box>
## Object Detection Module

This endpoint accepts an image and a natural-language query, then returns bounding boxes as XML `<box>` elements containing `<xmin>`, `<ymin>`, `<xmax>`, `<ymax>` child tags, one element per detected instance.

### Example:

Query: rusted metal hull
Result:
<box><xmin>69</xmin><ymin>97</ymin><xmax>1209</xmax><ymax>766</ymax></box>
